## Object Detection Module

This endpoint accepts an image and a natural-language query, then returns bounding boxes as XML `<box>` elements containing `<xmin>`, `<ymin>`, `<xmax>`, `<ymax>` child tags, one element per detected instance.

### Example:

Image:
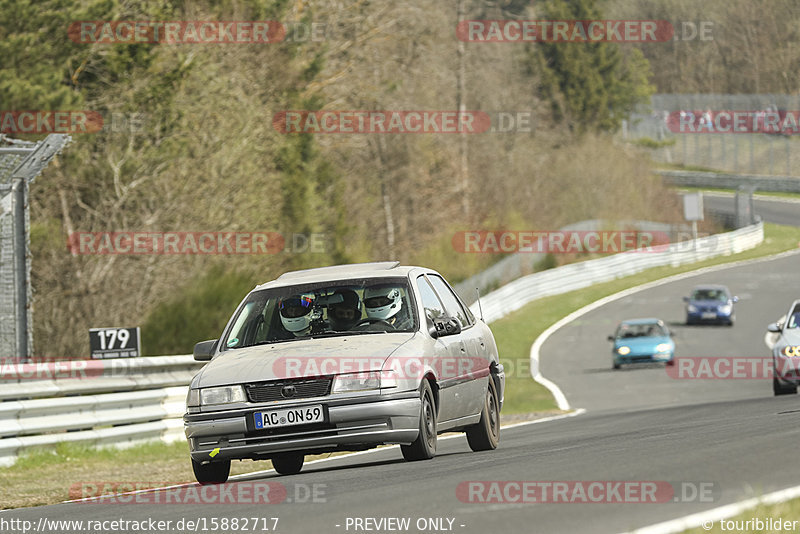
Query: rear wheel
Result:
<box><xmin>271</xmin><ymin>452</ymin><xmax>305</xmax><ymax>475</ymax></box>
<box><xmin>401</xmin><ymin>381</ymin><xmax>437</xmax><ymax>461</ymax></box>
<box><xmin>466</xmin><ymin>378</ymin><xmax>500</xmax><ymax>451</ymax></box>
<box><xmin>192</xmin><ymin>458</ymin><xmax>230</xmax><ymax>485</ymax></box>
<box><xmin>773</xmin><ymin>377</ymin><xmax>797</xmax><ymax>396</ymax></box>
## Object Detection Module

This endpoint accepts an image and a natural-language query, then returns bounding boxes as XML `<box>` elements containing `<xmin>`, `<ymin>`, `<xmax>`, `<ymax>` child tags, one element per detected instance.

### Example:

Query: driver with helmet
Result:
<box><xmin>279</xmin><ymin>293</ymin><xmax>316</xmax><ymax>337</ymax></box>
<box><xmin>328</xmin><ymin>289</ymin><xmax>362</xmax><ymax>331</ymax></box>
<box><xmin>362</xmin><ymin>286</ymin><xmax>412</xmax><ymax>330</ymax></box>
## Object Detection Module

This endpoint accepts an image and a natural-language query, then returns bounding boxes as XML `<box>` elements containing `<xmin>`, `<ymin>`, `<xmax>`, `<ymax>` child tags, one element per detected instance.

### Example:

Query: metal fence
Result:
<box><xmin>0</xmin><ymin>222</ymin><xmax>764</xmax><ymax>466</ymax></box>
<box><xmin>0</xmin><ymin>134</ymin><xmax>71</xmax><ymax>362</ymax></box>
<box><xmin>624</xmin><ymin>94</ymin><xmax>800</xmax><ymax>176</ymax></box>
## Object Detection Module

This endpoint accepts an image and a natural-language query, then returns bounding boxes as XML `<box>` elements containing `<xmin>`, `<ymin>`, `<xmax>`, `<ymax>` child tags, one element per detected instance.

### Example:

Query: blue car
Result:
<box><xmin>608</xmin><ymin>318</ymin><xmax>675</xmax><ymax>369</ymax></box>
<box><xmin>684</xmin><ymin>284</ymin><xmax>738</xmax><ymax>326</ymax></box>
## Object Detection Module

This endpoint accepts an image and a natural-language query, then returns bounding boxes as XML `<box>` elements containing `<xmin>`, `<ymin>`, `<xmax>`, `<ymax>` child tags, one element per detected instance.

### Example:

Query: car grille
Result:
<box><xmin>245</xmin><ymin>377</ymin><xmax>332</xmax><ymax>403</ymax></box>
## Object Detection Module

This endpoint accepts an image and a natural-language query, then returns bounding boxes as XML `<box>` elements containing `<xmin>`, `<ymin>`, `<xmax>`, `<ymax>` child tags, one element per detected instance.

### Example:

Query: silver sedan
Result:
<box><xmin>184</xmin><ymin>262</ymin><xmax>504</xmax><ymax>483</ymax></box>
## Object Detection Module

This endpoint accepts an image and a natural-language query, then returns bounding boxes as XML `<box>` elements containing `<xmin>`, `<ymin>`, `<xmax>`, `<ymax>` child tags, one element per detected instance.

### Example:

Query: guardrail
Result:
<box><xmin>0</xmin><ymin>222</ymin><xmax>764</xmax><ymax>466</ymax></box>
<box><xmin>454</xmin><ymin>218</ymin><xmax>682</xmax><ymax>304</ymax></box>
<box><xmin>0</xmin><ymin>356</ymin><xmax>200</xmax><ymax>466</ymax></box>
<box><xmin>472</xmin><ymin>222</ymin><xmax>764</xmax><ymax>324</ymax></box>
<box><xmin>658</xmin><ymin>169</ymin><xmax>800</xmax><ymax>193</ymax></box>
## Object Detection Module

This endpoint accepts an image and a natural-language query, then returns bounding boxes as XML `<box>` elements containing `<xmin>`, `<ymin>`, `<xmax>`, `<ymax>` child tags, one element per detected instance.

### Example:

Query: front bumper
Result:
<box><xmin>614</xmin><ymin>352</ymin><xmax>673</xmax><ymax>365</ymax></box>
<box><xmin>686</xmin><ymin>309</ymin><xmax>733</xmax><ymax>324</ymax></box>
<box><xmin>184</xmin><ymin>391</ymin><xmax>421</xmax><ymax>462</ymax></box>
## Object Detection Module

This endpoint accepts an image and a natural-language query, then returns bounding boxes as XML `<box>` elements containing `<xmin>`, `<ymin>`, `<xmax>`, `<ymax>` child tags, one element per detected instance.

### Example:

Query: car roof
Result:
<box><xmin>252</xmin><ymin>262</ymin><xmax>432</xmax><ymax>290</ymax></box>
<box><xmin>691</xmin><ymin>284</ymin><xmax>730</xmax><ymax>292</ymax></box>
<box><xmin>619</xmin><ymin>318</ymin><xmax>665</xmax><ymax>326</ymax></box>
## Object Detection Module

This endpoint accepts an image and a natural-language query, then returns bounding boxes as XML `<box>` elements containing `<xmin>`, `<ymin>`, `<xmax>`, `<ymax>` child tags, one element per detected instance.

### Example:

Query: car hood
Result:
<box><xmin>615</xmin><ymin>336</ymin><xmax>673</xmax><ymax>353</ymax></box>
<box><xmin>194</xmin><ymin>332</ymin><xmax>416</xmax><ymax>388</ymax></box>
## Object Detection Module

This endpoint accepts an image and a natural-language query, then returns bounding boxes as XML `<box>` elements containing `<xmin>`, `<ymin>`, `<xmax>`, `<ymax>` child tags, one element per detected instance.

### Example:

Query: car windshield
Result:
<box><xmin>691</xmin><ymin>288</ymin><xmax>729</xmax><ymax>301</ymax></box>
<box><xmin>789</xmin><ymin>307</ymin><xmax>800</xmax><ymax>329</ymax></box>
<box><xmin>222</xmin><ymin>278</ymin><xmax>416</xmax><ymax>349</ymax></box>
<box><xmin>616</xmin><ymin>323</ymin><xmax>667</xmax><ymax>338</ymax></box>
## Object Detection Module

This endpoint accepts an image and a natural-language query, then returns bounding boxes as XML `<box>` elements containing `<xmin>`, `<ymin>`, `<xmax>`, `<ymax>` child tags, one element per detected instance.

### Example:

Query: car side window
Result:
<box><xmin>428</xmin><ymin>275</ymin><xmax>472</xmax><ymax>327</ymax></box>
<box><xmin>417</xmin><ymin>276</ymin><xmax>446</xmax><ymax>321</ymax></box>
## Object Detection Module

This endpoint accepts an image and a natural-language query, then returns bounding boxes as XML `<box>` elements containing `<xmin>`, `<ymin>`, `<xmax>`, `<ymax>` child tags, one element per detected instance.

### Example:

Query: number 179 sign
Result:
<box><xmin>89</xmin><ymin>327</ymin><xmax>141</xmax><ymax>359</ymax></box>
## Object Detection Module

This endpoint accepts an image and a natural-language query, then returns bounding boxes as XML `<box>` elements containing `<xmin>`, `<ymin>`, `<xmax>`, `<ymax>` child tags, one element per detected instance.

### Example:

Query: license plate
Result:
<box><xmin>701</xmin><ymin>312</ymin><xmax>717</xmax><ymax>319</ymax></box>
<box><xmin>254</xmin><ymin>405</ymin><xmax>324</xmax><ymax>429</ymax></box>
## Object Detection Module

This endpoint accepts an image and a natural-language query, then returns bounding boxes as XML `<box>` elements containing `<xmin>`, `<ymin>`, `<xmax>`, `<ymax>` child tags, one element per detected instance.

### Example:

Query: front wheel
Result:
<box><xmin>466</xmin><ymin>378</ymin><xmax>500</xmax><ymax>452</ymax></box>
<box><xmin>192</xmin><ymin>458</ymin><xmax>230</xmax><ymax>485</ymax></box>
<box><xmin>271</xmin><ymin>452</ymin><xmax>305</xmax><ymax>475</ymax></box>
<box><xmin>401</xmin><ymin>381</ymin><xmax>437</xmax><ymax>461</ymax></box>
<box><xmin>773</xmin><ymin>377</ymin><xmax>797</xmax><ymax>396</ymax></box>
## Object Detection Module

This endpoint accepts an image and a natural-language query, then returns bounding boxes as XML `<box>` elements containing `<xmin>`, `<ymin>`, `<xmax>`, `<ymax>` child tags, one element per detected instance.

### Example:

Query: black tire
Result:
<box><xmin>773</xmin><ymin>377</ymin><xmax>797</xmax><ymax>396</ymax></box>
<box><xmin>192</xmin><ymin>458</ymin><xmax>230</xmax><ymax>485</ymax></box>
<box><xmin>613</xmin><ymin>362</ymin><xmax>621</xmax><ymax>370</ymax></box>
<box><xmin>271</xmin><ymin>452</ymin><xmax>305</xmax><ymax>475</ymax></box>
<box><xmin>401</xmin><ymin>381</ymin><xmax>437</xmax><ymax>461</ymax></box>
<box><xmin>466</xmin><ymin>378</ymin><xmax>500</xmax><ymax>452</ymax></box>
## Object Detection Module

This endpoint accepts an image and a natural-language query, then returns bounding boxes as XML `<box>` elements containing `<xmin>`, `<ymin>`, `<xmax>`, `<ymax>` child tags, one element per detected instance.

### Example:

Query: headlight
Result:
<box><xmin>186</xmin><ymin>388</ymin><xmax>200</xmax><ymax>408</ymax></box>
<box><xmin>200</xmin><ymin>385</ymin><xmax>247</xmax><ymax>405</ymax></box>
<box><xmin>655</xmin><ymin>343</ymin><xmax>672</xmax><ymax>353</ymax></box>
<box><xmin>720</xmin><ymin>304</ymin><xmax>732</xmax><ymax>314</ymax></box>
<box><xmin>781</xmin><ymin>346</ymin><xmax>800</xmax><ymax>358</ymax></box>
<box><xmin>687</xmin><ymin>304</ymin><xmax>698</xmax><ymax>313</ymax></box>
<box><xmin>617</xmin><ymin>346</ymin><xmax>631</xmax><ymax>355</ymax></box>
<box><xmin>332</xmin><ymin>371</ymin><xmax>382</xmax><ymax>393</ymax></box>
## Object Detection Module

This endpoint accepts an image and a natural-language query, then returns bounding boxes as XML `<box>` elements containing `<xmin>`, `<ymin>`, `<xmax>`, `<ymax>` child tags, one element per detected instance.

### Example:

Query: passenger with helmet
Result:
<box><xmin>328</xmin><ymin>289</ymin><xmax>362</xmax><ymax>331</ymax></box>
<box><xmin>278</xmin><ymin>293</ymin><xmax>316</xmax><ymax>337</ymax></box>
<box><xmin>362</xmin><ymin>286</ymin><xmax>412</xmax><ymax>330</ymax></box>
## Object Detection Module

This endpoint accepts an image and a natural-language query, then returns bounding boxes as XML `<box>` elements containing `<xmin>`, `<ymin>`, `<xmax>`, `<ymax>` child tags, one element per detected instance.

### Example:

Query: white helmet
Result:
<box><xmin>364</xmin><ymin>287</ymin><xmax>402</xmax><ymax>321</ymax></box>
<box><xmin>279</xmin><ymin>294</ymin><xmax>315</xmax><ymax>334</ymax></box>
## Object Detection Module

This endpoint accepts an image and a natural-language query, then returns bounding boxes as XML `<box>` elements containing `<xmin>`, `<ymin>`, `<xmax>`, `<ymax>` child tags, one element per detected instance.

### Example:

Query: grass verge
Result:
<box><xmin>2</xmin><ymin>223</ymin><xmax>799</xmax><ymax>510</ymax></box>
<box><xmin>683</xmin><ymin>498</ymin><xmax>800</xmax><ymax>533</ymax></box>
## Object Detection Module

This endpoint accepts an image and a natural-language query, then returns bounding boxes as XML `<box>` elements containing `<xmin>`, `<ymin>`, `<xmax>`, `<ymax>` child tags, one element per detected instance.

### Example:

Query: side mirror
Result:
<box><xmin>682</xmin><ymin>296</ymin><xmax>689</xmax><ymax>302</ymax></box>
<box><xmin>607</xmin><ymin>335</ymin><xmax>615</xmax><ymax>342</ymax></box>
<box><xmin>732</xmin><ymin>296</ymin><xmax>739</xmax><ymax>303</ymax></box>
<box><xmin>767</xmin><ymin>323</ymin><xmax>782</xmax><ymax>333</ymax></box>
<box><xmin>193</xmin><ymin>339</ymin><xmax>217</xmax><ymax>361</ymax></box>
<box><xmin>444</xmin><ymin>317</ymin><xmax>462</xmax><ymax>336</ymax></box>
<box><xmin>430</xmin><ymin>317</ymin><xmax>462</xmax><ymax>338</ymax></box>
